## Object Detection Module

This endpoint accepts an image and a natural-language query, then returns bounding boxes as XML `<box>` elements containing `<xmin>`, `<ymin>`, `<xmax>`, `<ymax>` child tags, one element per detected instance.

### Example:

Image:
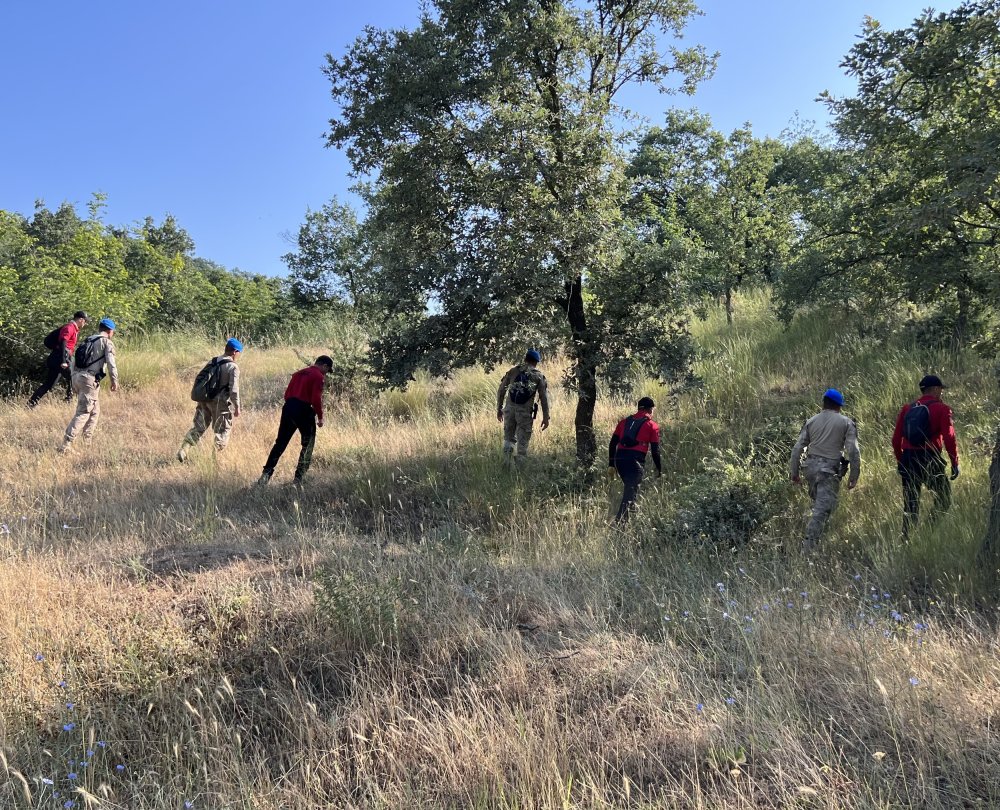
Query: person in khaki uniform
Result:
<box><xmin>60</xmin><ymin>318</ymin><xmax>119</xmax><ymax>453</ymax></box>
<box><xmin>790</xmin><ymin>388</ymin><xmax>860</xmax><ymax>551</ymax></box>
<box><xmin>177</xmin><ymin>338</ymin><xmax>243</xmax><ymax>461</ymax></box>
<box><xmin>496</xmin><ymin>349</ymin><xmax>550</xmax><ymax>462</ymax></box>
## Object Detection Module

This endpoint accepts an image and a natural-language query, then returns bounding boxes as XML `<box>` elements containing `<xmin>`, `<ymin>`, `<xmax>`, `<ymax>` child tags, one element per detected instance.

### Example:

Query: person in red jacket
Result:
<box><xmin>257</xmin><ymin>356</ymin><xmax>333</xmax><ymax>486</ymax></box>
<box><xmin>28</xmin><ymin>310</ymin><xmax>89</xmax><ymax>407</ymax></box>
<box><xmin>892</xmin><ymin>374</ymin><xmax>959</xmax><ymax>538</ymax></box>
<box><xmin>608</xmin><ymin>396</ymin><xmax>662</xmax><ymax>522</ymax></box>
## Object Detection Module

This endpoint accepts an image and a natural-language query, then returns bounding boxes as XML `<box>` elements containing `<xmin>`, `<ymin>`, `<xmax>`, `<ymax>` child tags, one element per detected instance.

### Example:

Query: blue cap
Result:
<box><xmin>525</xmin><ymin>349</ymin><xmax>541</xmax><ymax>363</ymax></box>
<box><xmin>99</xmin><ymin>318</ymin><xmax>116</xmax><ymax>331</ymax></box>
<box><xmin>226</xmin><ymin>337</ymin><xmax>244</xmax><ymax>353</ymax></box>
<box><xmin>823</xmin><ymin>388</ymin><xmax>844</xmax><ymax>406</ymax></box>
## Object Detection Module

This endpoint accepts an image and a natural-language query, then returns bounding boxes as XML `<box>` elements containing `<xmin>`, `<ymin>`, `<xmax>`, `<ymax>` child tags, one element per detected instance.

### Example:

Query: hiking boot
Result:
<box><xmin>57</xmin><ymin>440</ymin><xmax>74</xmax><ymax>455</ymax></box>
<box><xmin>255</xmin><ymin>470</ymin><xmax>273</xmax><ymax>487</ymax></box>
<box><xmin>177</xmin><ymin>446</ymin><xmax>188</xmax><ymax>463</ymax></box>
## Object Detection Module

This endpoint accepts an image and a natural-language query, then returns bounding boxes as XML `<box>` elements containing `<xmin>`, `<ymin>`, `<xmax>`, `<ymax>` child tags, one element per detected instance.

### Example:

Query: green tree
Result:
<box><xmin>631</xmin><ymin>111</ymin><xmax>796</xmax><ymax>324</ymax></box>
<box><xmin>781</xmin><ymin>2</ymin><xmax>1000</xmax><ymax>344</ymax></box>
<box><xmin>282</xmin><ymin>198</ymin><xmax>363</xmax><ymax>309</ymax></box>
<box><xmin>325</xmin><ymin>0</ymin><xmax>714</xmax><ymax>463</ymax></box>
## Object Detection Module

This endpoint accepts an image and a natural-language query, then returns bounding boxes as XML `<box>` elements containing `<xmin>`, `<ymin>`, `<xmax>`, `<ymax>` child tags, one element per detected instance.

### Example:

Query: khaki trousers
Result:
<box><xmin>502</xmin><ymin>403</ymin><xmax>535</xmax><ymax>456</ymax></box>
<box><xmin>64</xmin><ymin>373</ymin><xmax>101</xmax><ymax>443</ymax></box>
<box><xmin>181</xmin><ymin>400</ymin><xmax>235</xmax><ymax>452</ymax></box>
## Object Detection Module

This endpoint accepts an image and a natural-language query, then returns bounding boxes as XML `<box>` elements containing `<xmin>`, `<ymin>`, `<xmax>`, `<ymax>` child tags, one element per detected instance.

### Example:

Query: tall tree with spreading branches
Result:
<box><xmin>325</xmin><ymin>0</ymin><xmax>715</xmax><ymax>463</ymax></box>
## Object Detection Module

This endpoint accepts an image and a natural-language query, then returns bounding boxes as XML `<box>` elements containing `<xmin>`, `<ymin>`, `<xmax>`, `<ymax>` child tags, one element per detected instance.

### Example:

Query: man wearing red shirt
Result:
<box><xmin>257</xmin><ymin>356</ymin><xmax>333</xmax><ymax>486</ymax></box>
<box><xmin>892</xmin><ymin>374</ymin><xmax>959</xmax><ymax>538</ymax></box>
<box><xmin>608</xmin><ymin>396</ymin><xmax>662</xmax><ymax>522</ymax></box>
<box><xmin>28</xmin><ymin>310</ymin><xmax>88</xmax><ymax>407</ymax></box>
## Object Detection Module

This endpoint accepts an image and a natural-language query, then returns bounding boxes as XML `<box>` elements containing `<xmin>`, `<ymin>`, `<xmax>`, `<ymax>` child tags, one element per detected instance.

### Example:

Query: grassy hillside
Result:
<box><xmin>1</xmin><ymin>291</ymin><xmax>998</xmax><ymax>809</ymax></box>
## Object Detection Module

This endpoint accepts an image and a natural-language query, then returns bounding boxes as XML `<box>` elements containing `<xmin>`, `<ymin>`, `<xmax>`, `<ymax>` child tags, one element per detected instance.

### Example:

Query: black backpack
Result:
<box><xmin>508</xmin><ymin>369</ymin><xmax>537</xmax><ymax>405</ymax></box>
<box><xmin>620</xmin><ymin>416</ymin><xmax>649</xmax><ymax>448</ymax></box>
<box><xmin>191</xmin><ymin>357</ymin><xmax>233</xmax><ymax>402</ymax></box>
<box><xmin>43</xmin><ymin>327</ymin><xmax>62</xmax><ymax>351</ymax></box>
<box><xmin>902</xmin><ymin>401</ymin><xmax>932</xmax><ymax>446</ymax></box>
<box><xmin>74</xmin><ymin>335</ymin><xmax>106</xmax><ymax>371</ymax></box>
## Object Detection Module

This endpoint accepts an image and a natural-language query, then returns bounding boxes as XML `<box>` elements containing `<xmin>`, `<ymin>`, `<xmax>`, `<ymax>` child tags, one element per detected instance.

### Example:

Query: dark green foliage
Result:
<box><xmin>650</xmin><ymin>449</ymin><xmax>785</xmax><ymax>550</ymax></box>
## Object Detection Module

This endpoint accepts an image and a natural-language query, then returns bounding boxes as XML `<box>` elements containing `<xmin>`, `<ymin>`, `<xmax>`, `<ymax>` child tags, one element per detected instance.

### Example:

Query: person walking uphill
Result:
<box><xmin>257</xmin><ymin>356</ymin><xmax>333</xmax><ymax>486</ymax></box>
<box><xmin>790</xmin><ymin>388</ymin><xmax>861</xmax><ymax>552</ymax></box>
<box><xmin>496</xmin><ymin>349</ymin><xmax>550</xmax><ymax>464</ymax></box>
<box><xmin>608</xmin><ymin>396</ymin><xmax>662</xmax><ymax>523</ymax></box>
<box><xmin>60</xmin><ymin>318</ymin><xmax>118</xmax><ymax>453</ymax></box>
<box><xmin>28</xmin><ymin>311</ymin><xmax>89</xmax><ymax>407</ymax></box>
<box><xmin>177</xmin><ymin>338</ymin><xmax>243</xmax><ymax>462</ymax></box>
<box><xmin>892</xmin><ymin>375</ymin><xmax>959</xmax><ymax>539</ymax></box>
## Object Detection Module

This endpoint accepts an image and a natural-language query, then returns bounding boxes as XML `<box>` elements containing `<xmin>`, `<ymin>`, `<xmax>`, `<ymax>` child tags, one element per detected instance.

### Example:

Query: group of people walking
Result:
<box><xmin>31</xmin><ymin>313</ymin><xmax>332</xmax><ymax>486</ymax></box>
<box><xmin>497</xmin><ymin>351</ymin><xmax>961</xmax><ymax>545</ymax></box>
<box><xmin>30</xmin><ymin>315</ymin><xmax>961</xmax><ymax>546</ymax></box>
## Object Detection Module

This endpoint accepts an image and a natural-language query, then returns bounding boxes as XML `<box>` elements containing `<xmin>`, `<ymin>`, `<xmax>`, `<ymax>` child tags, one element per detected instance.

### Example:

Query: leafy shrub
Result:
<box><xmin>650</xmin><ymin>449</ymin><xmax>784</xmax><ymax>549</ymax></box>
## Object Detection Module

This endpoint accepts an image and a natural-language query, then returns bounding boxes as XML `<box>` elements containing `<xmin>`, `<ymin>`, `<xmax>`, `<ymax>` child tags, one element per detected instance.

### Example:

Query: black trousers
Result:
<box><xmin>899</xmin><ymin>449</ymin><xmax>951</xmax><ymax>537</ymax></box>
<box><xmin>615</xmin><ymin>456</ymin><xmax>646</xmax><ymax>522</ymax></box>
<box><xmin>263</xmin><ymin>399</ymin><xmax>317</xmax><ymax>480</ymax></box>
<box><xmin>28</xmin><ymin>352</ymin><xmax>71</xmax><ymax>406</ymax></box>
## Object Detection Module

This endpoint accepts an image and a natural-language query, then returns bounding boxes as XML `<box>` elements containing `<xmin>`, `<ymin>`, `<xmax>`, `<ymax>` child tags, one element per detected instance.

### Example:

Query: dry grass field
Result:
<box><xmin>1</xmin><ymin>294</ymin><xmax>999</xmax><ymax>809</ymax></box>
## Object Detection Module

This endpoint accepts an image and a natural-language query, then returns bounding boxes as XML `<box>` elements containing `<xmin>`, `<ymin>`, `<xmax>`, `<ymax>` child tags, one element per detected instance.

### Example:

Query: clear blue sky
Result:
<box><xmin>1</xmin><ymin>0</ymin><xmax>934</xmax><ymax>277</ymax></box>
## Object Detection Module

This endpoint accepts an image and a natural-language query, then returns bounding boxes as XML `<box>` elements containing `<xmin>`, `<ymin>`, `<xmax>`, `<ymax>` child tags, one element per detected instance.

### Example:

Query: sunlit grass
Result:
<box><xmin>0</xmin><ymin>291</ymin><xmax>998</xmax><ymax>807</ymax></box>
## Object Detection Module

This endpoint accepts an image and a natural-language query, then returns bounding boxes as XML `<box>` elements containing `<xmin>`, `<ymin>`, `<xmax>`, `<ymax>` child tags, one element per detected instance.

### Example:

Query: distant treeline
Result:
<box><xmin>0</xmin><ymin>197</ymin><xmax>319</xmax><ymax>380</ymax></box>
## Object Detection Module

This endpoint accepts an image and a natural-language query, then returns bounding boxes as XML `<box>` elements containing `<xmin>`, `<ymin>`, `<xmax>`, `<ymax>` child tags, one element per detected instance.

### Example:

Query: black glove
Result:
<box><xmin>950</xmin><ymin>464</ymin><xmax>960</xmax><ymax>480</ymax></box>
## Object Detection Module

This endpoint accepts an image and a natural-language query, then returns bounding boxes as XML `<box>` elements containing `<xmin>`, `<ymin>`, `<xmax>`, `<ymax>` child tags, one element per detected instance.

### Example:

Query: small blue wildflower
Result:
<box><xmin>743</xmin><ymin>615</ymin><xmax>752</xmax><ymax>622</ymax></box>
<box><xmin>67</xmin><ymin>772</ymin><xmax>77</xmax><ymax>781</ymax></box>
<box><xmin>682</xmin><ymin>611</ymin><xmax>690</xmax><ymax>617</ymax></box>
<box><xmin>86</xmin><ymin>750</ymin><xmax>94</xmax><ymax>758</ymax></box>
<box><xmin>914</xmin><ymin>622</ymin><xmax>927</xmax><ymax>631</ymax></box>
<box><xmin>64</xmin><ymin>801</ymin><xmax>75</xmax><ymax>809</ymax></box>
<box><xmin>62</xmin><ymin>723</ymin><xmax>75</xmax><ymax>732</ymax></box>
<box><xmin>800</xmin><ymin>591</ymin><xmax>808</xmax><ymax>598</ymax></box>
<box><xmin>716</xmin><ymin>583</ymin><xmax>725</xmax><ymax>591</ymax></box>
<box><xmin>185</xmin><ymin>802</ymin><xmax>194</xmax><ymax>809</ymax></box>
<box><xmin>853</xmin><ymin>574</ymin><xmax>861</xmax><ymax>581</ymax></box>
<box><xmin>57</xmin><ymin>680</ymin><xmax>68</xmax><ymax>689</ymax></box>
<box><xmin>42</xmin><ymin>777</ymin><xmax>54</xmax><ymax>785</ymax></box>
<box><xmin>34</xmin><ymin>653</ymin><xmax>44</xmax><ymax>661</ymax></box>
<box><xmin>909</xmin><ymin>677</ymin><xmax>919</xmax><ymax>686</ymax></box>
<box><xmin>725</xmin><ymin>697</ymin><xmax>736</xmax><ymax>706</ymax></box>
<box><xmin>728</xmin><ymin>599</ymin><xmax>737</xmax><ymax>607</ymax></box>
<box><xmin>762</xmin><ymin>604</ymin><xmax>769</xmax><ymax>612</ymax></box>
<box><xmin>66</xmin><ymin>703</ymin><xmax>74</xmax><ymax>710</ymax></box>
<box><xmin>786</xmin><ymin>602</ymin><xmax>794</xmax><ymax>609</ymax></box>
<box><xmin>696</xmin><ymin>703</ymin><xmax>704</xmax><ymax>713</ymax></box>
<box><xmin>883</xmin><ymin>631</ymin><xmax>891</xmax><ymax>638</ymax></box>
<box><xmin>115</xmin><ymin>764</ymin><xmax>125</xmax><ymax>772</ymax></box>
<box><xmin>97</xmin><ymin>741</ymin><xmax>106</xmax><ymax>748</ymax></box>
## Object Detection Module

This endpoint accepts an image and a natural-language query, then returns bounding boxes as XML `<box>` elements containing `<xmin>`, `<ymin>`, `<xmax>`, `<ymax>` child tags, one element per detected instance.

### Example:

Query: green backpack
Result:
<box><xmin>191</xmin><ymin>357</ymin><xmax>233</xmax><ymax>402</ymax></box>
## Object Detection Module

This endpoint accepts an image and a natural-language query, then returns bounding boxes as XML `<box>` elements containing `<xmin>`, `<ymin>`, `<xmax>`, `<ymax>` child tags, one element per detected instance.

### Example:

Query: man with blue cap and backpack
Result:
<box><xmin>790</xmin><ymin>388</ymin><xmax>861</xmax><ymax>551</ymax></box>
<box><xmin>496</xmin><ymin>349</ymin><xmax>550</xmax><ymax>464</ymax></box>
<box><xmin>60</xmin><ymin>318</ymin><xmax>119</xmax><ymax>454</ymax></box>
<box><xmin>177</xmin><ymin>338</ymin><xmax>243</xmax><ymax>461</ymax></box>
<box><xmin>892</xmin><ymin>374</ymin><xmax>959</xmax><ymax>539</ymax></box>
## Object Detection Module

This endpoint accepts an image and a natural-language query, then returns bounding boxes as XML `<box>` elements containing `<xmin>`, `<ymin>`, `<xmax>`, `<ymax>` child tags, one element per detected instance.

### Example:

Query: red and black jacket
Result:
<box><xmin>609</xmin><ymin>411</ymin><xmax>662</xmax><ymax>474</ymax></box>
<box><xmin>892</xmin><ymin>394</ymin><xmax>958</xmax><ymax>466</ymax></box>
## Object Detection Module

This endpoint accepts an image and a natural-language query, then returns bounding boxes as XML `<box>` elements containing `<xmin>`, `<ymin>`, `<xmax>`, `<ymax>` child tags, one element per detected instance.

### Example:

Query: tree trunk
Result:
<box><xmin>565</xmin><ymin>274</ymin><xmax>598</xmax><ymax>466</ymax></box>
<box><xmin>724</xmin><ymin>285</ymin><xmax>734</xmax><ymax>325</ymax></box>
<box><xmin>983</xmin><ymin>425</ymin><xmax>1000</xmax><ymax>560</ymax></box>
<box><xmin>952</xmin><ymin>286</ymin><xmax>971</xmax><ymax>350</ymax></box>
